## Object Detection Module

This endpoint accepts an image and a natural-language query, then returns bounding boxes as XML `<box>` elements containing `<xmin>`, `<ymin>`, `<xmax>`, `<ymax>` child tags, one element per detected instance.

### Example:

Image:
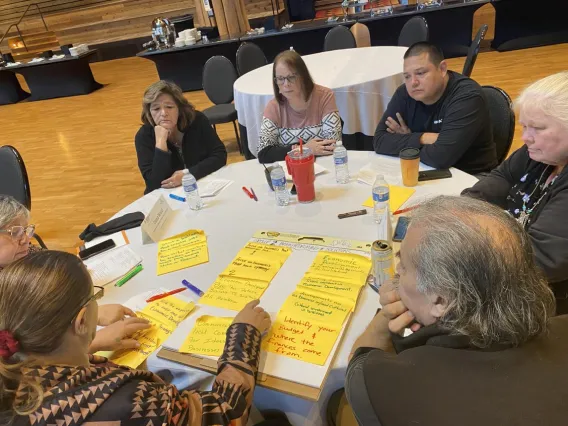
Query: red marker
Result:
<box><xmin>393</xmin><ymin>205</ymin><xmax>420</xmax><ymax>216</ymax></box>
<box><xmin>242</xmin><ymin>186</ymin><xmax>254</xmax><ymax>199</ymax></box>
<box><xmin>250</xmin><ymin>187</ymin><xmax>258</xmax><ymax>201</ymax></box>
<box><xmin>146</xmin><ymin>287</ymin><xmax>186</xmax><ymax>303</ymax></box>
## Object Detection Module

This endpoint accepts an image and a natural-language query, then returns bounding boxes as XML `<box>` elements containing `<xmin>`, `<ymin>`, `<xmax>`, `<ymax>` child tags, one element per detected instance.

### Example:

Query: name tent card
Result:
<box><xmin>141</xmin><ymin>195</ymin><xmax>174</xmax><ymax>244</ymax></box>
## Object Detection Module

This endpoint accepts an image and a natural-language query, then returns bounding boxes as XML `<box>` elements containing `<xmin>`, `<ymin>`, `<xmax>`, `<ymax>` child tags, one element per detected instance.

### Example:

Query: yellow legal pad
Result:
<box><xmin>156</xmin><ymin>229</ymin><xmax>209</xmax><ymax>275</ymax></box>
<box><xmin>362</xmin><ymin>185</ymin><xmax>416</xmax><ymax>212</ymax></box>
<box><xmin>180</xmin><ymin>316</ymin><xmax>234</xmax><ymax>357</ymax></box>
<box><xmin>109</xmin><ymin>296</ymin><xmax>195</xmax><ymax>368</ymax></box>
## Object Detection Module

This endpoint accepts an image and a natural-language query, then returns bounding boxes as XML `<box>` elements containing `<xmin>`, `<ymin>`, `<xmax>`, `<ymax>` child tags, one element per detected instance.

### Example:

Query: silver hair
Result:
<box><xmin>0</xmin><ymin>195</ymin><xmax>29</xmax><ymax>229</ymax></box>
<box><xmin>408</xmin><ymin>196</ymin><xmax>555</xmax><ymax>348</ymax></box>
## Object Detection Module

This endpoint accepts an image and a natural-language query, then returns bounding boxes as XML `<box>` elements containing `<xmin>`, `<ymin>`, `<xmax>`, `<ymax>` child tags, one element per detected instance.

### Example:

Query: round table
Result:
<box><xmin>100</xmin><ymin>152</ymin><xmax>478</xmax><ymax>425</ymax></box>
<box><xmin>234</xmin><ymin>47</ymin><xmax>407</xmax><ymax>157</ymax></box>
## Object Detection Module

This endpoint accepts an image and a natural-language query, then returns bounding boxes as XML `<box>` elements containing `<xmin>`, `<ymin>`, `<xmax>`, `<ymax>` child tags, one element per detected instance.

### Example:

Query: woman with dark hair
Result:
<box><xmin>257</xmin><ymin>50</ymin><xmax>342</xmax><ymax>163</ymax></box>
<box><xmin>0</xmin><ymin>250</ymin><xmax>271</xmax><ymax>426</ymax></box>
<box><xmin>135</xmin><ymin>80</ymin><xmax>227</xmax><ymax>194</ymax></box>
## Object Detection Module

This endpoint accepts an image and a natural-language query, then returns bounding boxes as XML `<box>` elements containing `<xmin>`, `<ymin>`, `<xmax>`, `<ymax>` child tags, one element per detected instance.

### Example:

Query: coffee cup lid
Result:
<box><xmin>400</xmin><ymin>147</ymin><xmax>420</xmax><ymax>160</ymax></box>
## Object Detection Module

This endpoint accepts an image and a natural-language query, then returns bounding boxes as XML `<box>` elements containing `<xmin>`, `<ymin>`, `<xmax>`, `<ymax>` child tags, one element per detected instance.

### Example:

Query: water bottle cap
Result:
<box><xmin>182</xmin><ymin>169</ymin><xmax>189</xmax><ymax>174</ymax></box>
<box><xmin>336</xmin><ymin>141</ymin><xmax>343</xmax><ymax>146</ymax></box>
<box><xmin>375</xmin><ymin>174</ymin><xmax>385</xmax><ymax>181</ymax></box>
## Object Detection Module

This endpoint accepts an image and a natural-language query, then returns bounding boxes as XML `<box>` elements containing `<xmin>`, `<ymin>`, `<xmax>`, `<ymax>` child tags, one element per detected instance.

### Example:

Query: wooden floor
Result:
<box><xmin>3</xmin><ymin>43</ymin><xmax>568</xmax><ymax>251</ymax></box>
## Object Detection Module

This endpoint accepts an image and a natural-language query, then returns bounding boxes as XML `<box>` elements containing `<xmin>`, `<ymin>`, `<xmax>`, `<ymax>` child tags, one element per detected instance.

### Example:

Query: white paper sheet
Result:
<box><xmin>173</xmin><ymin>179</ymin><xmax>233</xmax><ymax>198</ymax></box>
<box><xmin>84</xmin><ymin>246</ymin><xmax>142</xmax><ymax>286</ymax></box>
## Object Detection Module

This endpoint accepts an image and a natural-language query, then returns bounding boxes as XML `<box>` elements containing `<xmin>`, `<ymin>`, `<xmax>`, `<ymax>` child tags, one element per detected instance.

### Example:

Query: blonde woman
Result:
<box><xmin>463</xmin><ymin>71</ymin><xmax>568</xmax><ymax>314</ymax></box>
<box><xmin>0</xmin><ymin>251</ymin><xmax>270</xmax><ymax>425</ymax></box>
<box><xmin>135</xmin><ymin>81</ymin><xmax>228</xmax><ymax>194</ymax></box>
<box><xmin>0</xmin><ymin>195</ymin><xmax>151</xmax><ymax>353</ymax></box>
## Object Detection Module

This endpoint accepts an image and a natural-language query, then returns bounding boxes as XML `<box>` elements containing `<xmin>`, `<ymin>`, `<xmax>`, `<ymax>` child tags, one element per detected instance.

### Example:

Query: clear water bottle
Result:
<box><xmin>333</xmin><ymin>141</ymin><xmax>349</xmax><ymax>184</ymax></box>
<box><xmin>181</xmin><ymin>169</ymin><xmax>203</xmax><ymax>210</ymax></box>
<box><xmin>270</xmin><ymin>165</ymin><xmax>290</xmax><ymax>206</ymax></box>
<box><xmin>372</xmin><ymin>174</ymin><xmax>390</xmax><ymax>223</ymax></box>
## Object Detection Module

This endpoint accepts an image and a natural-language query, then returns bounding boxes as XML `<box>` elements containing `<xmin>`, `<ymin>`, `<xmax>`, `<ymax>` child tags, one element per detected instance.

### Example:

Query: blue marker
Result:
<box><xmin>182</xmin><ymin>279</ymin><xmax>204</xmax><ymax>297</ymax></box>
<box><xmin>169</xmin><ymin>193</ymin><xmax>186</xmax><ymax>202</ymax></box>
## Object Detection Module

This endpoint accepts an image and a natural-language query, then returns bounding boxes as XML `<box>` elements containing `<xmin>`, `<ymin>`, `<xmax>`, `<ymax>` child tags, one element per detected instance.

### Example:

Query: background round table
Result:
<box><xmin>100</xmin><ymin>151</ymin><xmax>478</xmax><ymax>425</ymax></box>
<box><xmin>234</xmin><ymin>47</ymin><xmax>406</xmax><ymax>157</ymax></box>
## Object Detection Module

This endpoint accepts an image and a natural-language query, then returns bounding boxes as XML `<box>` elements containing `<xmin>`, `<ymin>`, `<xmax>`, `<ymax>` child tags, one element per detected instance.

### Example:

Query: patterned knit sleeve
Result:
<box><xmin>258</xmin><ymin>99</ymin><xmax>282</xmax><ymax>153</ymax></box>
<box><xmin>165</xmin><ymin>323</ymin><xmax>262</xmax><ymax>426</ymax></box>
<box><xmin>319</xmin><ymin>87</ymin><xmax>342</xmax><ymax>141</ymax></box>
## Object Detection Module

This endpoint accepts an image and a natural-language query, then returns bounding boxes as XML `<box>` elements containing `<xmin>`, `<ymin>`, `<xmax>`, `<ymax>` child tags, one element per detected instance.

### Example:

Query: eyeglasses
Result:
<box><xmin>0</xmin><ymin>225</ymin><xmax>35</xmax><ymax>240</ymax></box>
<box><xmin>274</xmin><ymin>74</ymin><xmax>298</xmax><ymax>85</ymax></box>
<box><xmin>69</xmin><ymin>286</ymin><xmax>105</xmax><ymax>324</ymax></box>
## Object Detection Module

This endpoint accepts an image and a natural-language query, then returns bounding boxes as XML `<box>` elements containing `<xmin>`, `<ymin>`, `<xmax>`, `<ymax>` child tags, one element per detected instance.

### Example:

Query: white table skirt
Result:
<box><xmin>100</xmin><ymin>152</ymin><xmax>478</xmax><ymax>425</ymax></box>
<box><xmin>234</xmin><ymin>47</ymin><xmax>407</xmax><ymax>157</ymax></box>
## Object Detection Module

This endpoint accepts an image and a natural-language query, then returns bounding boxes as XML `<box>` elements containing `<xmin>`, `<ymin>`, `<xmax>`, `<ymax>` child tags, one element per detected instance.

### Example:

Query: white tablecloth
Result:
<box><xmin>234</xmin><ymin>47</ymin><xmax>407</xmax><ymax>157</ymax></box>
<box><xmin>100</xmin><ymin>152</ymin><xmax>478</xmax><ymax>425</ymax></box>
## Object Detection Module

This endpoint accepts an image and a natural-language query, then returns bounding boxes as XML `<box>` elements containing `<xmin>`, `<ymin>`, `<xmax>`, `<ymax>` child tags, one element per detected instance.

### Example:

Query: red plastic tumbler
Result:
<box><xmin>285</xmin><ymin>147</ymin><xmax>315</xmax><ymax>203</ymax></box>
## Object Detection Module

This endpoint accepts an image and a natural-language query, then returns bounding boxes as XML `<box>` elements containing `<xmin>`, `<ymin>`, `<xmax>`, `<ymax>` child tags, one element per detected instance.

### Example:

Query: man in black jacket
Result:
<box><xmin>345</xmin><ymin>196</ymin><xmax>568</xmax><ymax>426</ymax></box>
<box><xmin>373</xmin><ymin>43</ymin><xmax>497</xmax><ymax>174</ymax></box>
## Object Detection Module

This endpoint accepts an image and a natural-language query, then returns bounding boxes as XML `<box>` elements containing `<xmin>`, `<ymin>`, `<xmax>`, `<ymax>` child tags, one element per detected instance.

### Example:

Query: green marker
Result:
<box><xmin>115</xmin><ymin>264</ymin><xmax>143</xmax><ymax>287</ymax></box>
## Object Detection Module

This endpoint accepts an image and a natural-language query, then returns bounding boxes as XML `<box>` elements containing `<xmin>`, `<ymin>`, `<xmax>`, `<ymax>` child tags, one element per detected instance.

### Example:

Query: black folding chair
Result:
<box><xmin>202</xmin><ymin>55</ymin><xmax>242</xmax><ymax>154</ymax></box>
<box><xmin>463</xmin><ymin>24</ymin><xmax>488</xmax><ymax>77</ymax></box>
<box><xmin>398</xmin><ymin>16</ymin><xmax>429</xmax><ymax>47</ymax></box>
<box><xmin>236</xmin><ymin>42</ymin><xmax>268</xmax><ymax>76</ymax></box>
<box><xmin>0</xmin><ymin>145</ymin><xmax>47</xmax><ymax>248</ymax></box>
<box><xmin>482</xmin><ymin>86</ymin><xmax>515</xmax><ymax>165</ymax></box>
<box><xmin>324</xmin><ymin>25</ymin><xmax>357</xmax><ymax>51</ymax></box>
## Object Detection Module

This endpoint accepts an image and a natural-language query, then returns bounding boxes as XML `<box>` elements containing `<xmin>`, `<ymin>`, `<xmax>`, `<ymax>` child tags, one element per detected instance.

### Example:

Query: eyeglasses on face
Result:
<box><xmin>274</xmin><ymin>74</ymin><xmax>298</xmax><ymax>85</ymax></box>
<box><xmin>0</xmin><ymin>225</ymin><xmax>35</xmax><ymax>240</ymax></box>
<box><xmin>69</xmin><ymin>286</ymin><xmax>105</xmax><ymax>324</ymax></box>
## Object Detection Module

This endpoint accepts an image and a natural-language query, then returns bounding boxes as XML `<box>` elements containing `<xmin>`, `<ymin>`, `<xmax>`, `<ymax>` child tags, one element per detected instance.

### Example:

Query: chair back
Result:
<box><xmin>202</xmin><ymin>55</ymin><xmax>238</xmax><ymax>105</ymax></box>
<box><xmin>350</xmin><ymin>23</ymin><xmax>371</xmax><ymax>48</ymax></box>
<box><xmin>324</xmin><ymin>25</ymin><xmax>357</xmax><ymax>51</ymax></box>
<box><xmin>462</xmin><ymin>24</ymin><xmax>488</xmax><ymax>77</ymax></box>
<box><xmin>0</xmin><ymin>145</ymin><xmax>31</xmax><ymax>210</ymax></box>
<box><xmin>482</xmin><ymin>86</ymin><xmax>515</xmax><ymax>165</ymax></box>
<box><xmin>236</xmin><ymin>42</ymin><xmax>268</xmax><ymax>76</ymax></box>
<box><xmin>398</xmin><ymin>16</ymin><xmax>429</xmax><ymax>47</ymax></box>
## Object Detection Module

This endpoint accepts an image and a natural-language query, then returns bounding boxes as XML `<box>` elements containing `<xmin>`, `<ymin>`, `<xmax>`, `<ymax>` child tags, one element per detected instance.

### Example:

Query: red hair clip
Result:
<box><xmin>0</xmin><ymin>330</ymin><xmax>20</xmax><ymax>359</ymax></box>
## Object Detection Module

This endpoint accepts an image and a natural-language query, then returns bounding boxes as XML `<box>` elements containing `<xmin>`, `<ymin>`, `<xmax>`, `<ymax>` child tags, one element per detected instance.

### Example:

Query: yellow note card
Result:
<box><xmin>281</xmin><ymin>287</ymin><xmax>352</xmax><ymax>326</ymax></box>
<box><xmin>139</xmin><ymin>296</ymin><xmax>195</xmax><ymax>335</ymax></box>
<box><xmin>263</xmin><ymin>311</ymin><xmax>341</xmax><ymax>365</ymax></box>
<box><xmin>238</xmin><ymin>242</ymin><xmax>292</xmax><ymax>265</ymax></box>
<box><xmin>157</xmin><ymin>230</ymin><xmax>209</xmax><ymax>275</ymax></box>
<box><xmin>221</xmin><ymin>255</ymin><xmax>282</xmax><ymax>282</ymax></box>
<box><xmin>298</xmin><ymin>273</ymin><xmax>362</xmax><ymax>305</ymax></box>
<box><xmin>109</xmin><ymin>327</ymin><xmax>161</xmax><ymax>369</ymax></box>
<box><xmin>200</xmin><ymin>276</ymin><xmax>270</xmax><ymax>311</ymax></box>
<box><xmin>180</xmin><ymin>316</ymin><xmax>233</xmax><ymax>357</ymax></box>
<box><xmin>109</xmin><ymin>297</ymin><xmax>195</xmax><ymax>369</ymax></box>
<box><xmin>362</xmin><ymin>185</ymin><xmax>416</xmax><ymax>212</ymax></box>
<box><xmin>308</xmin><ymin>251</ymin><xmax>371</xmax><ymax>286</ymax></box>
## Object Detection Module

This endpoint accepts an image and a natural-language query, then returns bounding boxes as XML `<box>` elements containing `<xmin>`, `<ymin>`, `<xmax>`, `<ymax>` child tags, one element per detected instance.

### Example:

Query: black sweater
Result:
<box><xmin>134</xmin><ymin>112</ymin><xmax>227</xmax><ymax>194</ymax></box>
<box><xmin>462</xmin><ymin>146</ymin><xmax>568</xmax><ymax>308</ymax></box>
<box><xmin>346</xmin><ymin>317</ymin><xmax>568</xmax><ymax>426</ymax></box>
<box><xmin>373</xmin><ymin>71</ymin><xmax>497</xmax><ymax>174</ymax></box>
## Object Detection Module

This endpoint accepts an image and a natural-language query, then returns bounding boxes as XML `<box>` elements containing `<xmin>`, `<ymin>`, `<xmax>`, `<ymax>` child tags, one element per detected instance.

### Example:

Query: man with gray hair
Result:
<box><xmin>344</xmin><ymin>195</ymin><xmax>568</xmax><ymax>426</ymax></box>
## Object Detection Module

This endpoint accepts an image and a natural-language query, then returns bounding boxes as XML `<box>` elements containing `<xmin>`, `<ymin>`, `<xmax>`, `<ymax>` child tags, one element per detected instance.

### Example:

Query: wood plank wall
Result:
<box><xmin>0</xmin><ymin>0</ymin><xmax>277</xmax><ymax>49</ymax></box>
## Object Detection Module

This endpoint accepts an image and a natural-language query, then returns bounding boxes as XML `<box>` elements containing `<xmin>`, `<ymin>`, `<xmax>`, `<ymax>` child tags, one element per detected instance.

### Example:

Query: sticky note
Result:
<box><xmin>363</xmin><ymin>185</ymin><xmax>416</xmax><ymax>212</ymax></box>
<box><xmin>180</xmin><ymin>316</ymin><xmax>233</xmax><ymax>357</ymax></box>
<box><xmin>200</xmin><ymin>276</ymin><xmax>270</xmax><ymax>311</ymax></box>
<box><xmin>297</xmin><ymin>273</ymin><xmax>362</xmax><ymax>305</ymax></box>
<box><xmin>139</xmin><ymin>297</ymin><xmax>195</xmax><ymax>330</ymax></box>
<box><xmin>109</xmin><ymin>297</ymin><xmax>195</xmax><ymax>368</ymax></box>
<box><xmin>263</xmin><ymin>311</ymin><xmax>341</xmax><ymax>365</ymax></box>
<box><xmin>281</xmin><ymin>288</ymin><xmax>352</xmax><ymax>326</ymax></box>
<box><xmin>109</xmin><ymin>327</ymin><xmax>161</xmax><ymax>369</ymax></box>
<box><xmin>157</xmin><ymin>230</ymin><xmax>209</xmax><ymax>275</ymax></box>
<box><xmin>221</xmin><ymin>255</ymin><xmax>282</xmax><ymax>282</ymax></box>
<box><xmin>308</xmin><ymin>251</ymin><xmax>371</xmax><ymax>286</ymax></box>
<box><xmin>238</xmin><ymin>242</ymin><xmax>292</xmax><ymax>265</ymax></box>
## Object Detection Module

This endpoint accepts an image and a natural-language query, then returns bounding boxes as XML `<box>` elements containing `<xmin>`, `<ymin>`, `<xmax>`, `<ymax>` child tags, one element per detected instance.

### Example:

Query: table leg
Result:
<box><xmin>0</xmin><ymin>70</ymin><xmax>29</xmax><ymax>105</ymax></box>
